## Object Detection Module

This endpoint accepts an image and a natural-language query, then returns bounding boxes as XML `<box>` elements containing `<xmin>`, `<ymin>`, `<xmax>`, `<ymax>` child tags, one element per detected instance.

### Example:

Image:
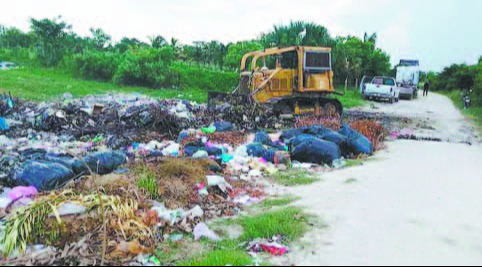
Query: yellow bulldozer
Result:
<box><xmin>209</xmin><ymin>46</ymin><xmax>343</xmax><ymax>116</ymax></box>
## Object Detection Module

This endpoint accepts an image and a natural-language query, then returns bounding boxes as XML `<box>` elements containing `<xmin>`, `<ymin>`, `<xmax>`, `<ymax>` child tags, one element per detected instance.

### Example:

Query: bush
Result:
<box><xmin>113</xmin><ymin>47</ymin><xmax>174</xmax><ymax>88</ymax></box>
<box><xmin>73</xmin><ymin>51</ymin><xmax>120</xmax><ymax>81</ymax></box>
<box><xmin>169</xmin><ymin>62</ymin><xmax>238</xmax><ymax>92</ymax></box>
<box><xmin>0</xmin><ymin>47</ymin><xmax>37</xmax><ymax>66</ymax></box>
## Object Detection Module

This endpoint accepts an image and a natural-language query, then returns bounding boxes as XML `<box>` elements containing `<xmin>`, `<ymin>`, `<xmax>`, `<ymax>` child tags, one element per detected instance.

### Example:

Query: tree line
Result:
<box><xmin>421</xmin><ymin>58</ymin><xmax>482</xmax><ymax>106</ymax></box>
<box><xmin>0</xmin><ymin>17</ymin><xmax>392</xmax><ymax>90</ymax></box>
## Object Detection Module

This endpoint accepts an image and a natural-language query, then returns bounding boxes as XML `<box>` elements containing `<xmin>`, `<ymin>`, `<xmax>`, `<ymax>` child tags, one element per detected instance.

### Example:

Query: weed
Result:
<box><xmin>345</xmin><ymin>178</ymin><xmax>357</xmax><ymax>184</ymax></box>
<box><xmin>335</xmin><ymin>88</ymin><xmax>366</xmax><ymax>109</ymax></box>
<box><xmin>240</xmin><ymin>207</ymin><xmax>308</xmax><ymax>242</ymax></box>
<box><xmin>259</xmin><ymin>196</ymin><xmax>299</xmax><ymax>208</ymax></box>
<box><xmin>344</xmin><ymin>158</ymin><xmax>366</xmax><ymax>168</ymax></box>
<box><xmin>177</xmin><ymin>249</ymin><xmax>253</xmax><ymax>266</ymax></box>
<box><xmin>272</xmin><ymin>170</ymin><xmax>319</xmax><ymax>186</ymax></box>
<box><xmin>137</xmin><ymin>170</ymin><xmax>159</xmax><ymax>199</ymax></box>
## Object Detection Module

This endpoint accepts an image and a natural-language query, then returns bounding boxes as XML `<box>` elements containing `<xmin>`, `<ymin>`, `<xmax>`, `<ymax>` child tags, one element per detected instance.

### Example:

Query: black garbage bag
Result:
<box><xmin>263</xmin><ymin>147</ymin><xmax>283</xmax><ymax>163</ymax></box>
<box><xmin>44</xmin><ymin>154</ymin><xmax>88</xmax><ymax>175</ymax></box>
<box><xmin>271</xmin><ymin>140</ymin><xmax>288</xmax><ymax>151</ymax></box>
<box><xmin>306</xmin><ymin>125</ymin><xmax>349</xmax><ymax>152</ymax></box>
<box><xmin>84</xmin><ymin>151</ymin><xmax>127</xmax><ymax>175</ymax></box>
<box><xmin>280</xmin><ymin>127</ymin><xmax>309</xmax><ymax>141</ymax></box>
<box><xmin>286</xmin><ymin>134</ymin><xmax>319</xmax><ymax>149</ymax></box>
<box><xmin>206</xmin><ymin>146</ymin><xmax>223</xmax><ymax>156</ymax></box>
<box><xmin>291</xmin><ymin>138</ymin><xmax>341</xmax><ymax>165</ymax></box>
<box><xmin>214</xmin><ymin>121</ymin><xmax>234</xmax><ymax>132</ymax></box>
<box><xmin>338</xmin><ymin>124</ymin><xmax>373</xmax><ymax>155</ymax></box>
<box><xmin>184</xmin><ymin>145</ymin><xmax>204</xmax><ymax>157</ymax></box>
<box><xmin>253</xmin><ymin>131</ymin><xmax>274</xmax><ymax>146</ymax></box>
<box><xmin>184</xmin><ymin>141</ymin><xmax>223</xmax><ymax>157</ymax></box>
<box><xmin>13</xmin><ymin>160</ymin><xmax>75</xmax><ymax>191</ymax></box>
<box><xmin>246</xmin><ymin>143</ymin><xmax>268</xmax><ymax>158</ymax></box>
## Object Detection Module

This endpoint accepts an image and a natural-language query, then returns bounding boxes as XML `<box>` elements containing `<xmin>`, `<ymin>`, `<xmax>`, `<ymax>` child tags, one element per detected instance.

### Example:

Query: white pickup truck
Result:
<box><xmin>360</xmin><ymin>76</ymin><xmax>400</xmax><ymax>104</ymax></box>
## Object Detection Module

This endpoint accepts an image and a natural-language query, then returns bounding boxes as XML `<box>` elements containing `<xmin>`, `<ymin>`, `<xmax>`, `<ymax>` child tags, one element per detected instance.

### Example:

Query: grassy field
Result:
<box><xmin>0</xmin><ymin>68</ymin><xmax>209</xmax><ymax>102</ymax></box>
<box><xmin>0</xmin><ymin>67</ymin><xmax>367</xmax><ymax>109</ymax></box>
<box><xmin>335</xmin><ymin>88</ymin><xmax>366</xmax><ymax>109</ymax></box>
<box><xmin>440</xmin><ymin>91</ymin><xmax>482</xmax><ymax>130</ymax></box>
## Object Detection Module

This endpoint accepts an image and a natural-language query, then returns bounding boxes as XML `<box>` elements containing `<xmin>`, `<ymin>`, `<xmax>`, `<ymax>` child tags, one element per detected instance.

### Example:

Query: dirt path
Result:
<box><xmin>279</xmin><ymin>94</ymin><xmax>482</xmax><ymax>265</ymax></box>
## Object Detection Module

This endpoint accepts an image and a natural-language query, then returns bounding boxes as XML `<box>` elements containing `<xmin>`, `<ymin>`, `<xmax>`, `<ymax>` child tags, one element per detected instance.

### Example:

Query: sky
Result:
<box><xmin>1</xmin><ymin>0</ymin><xmax>481</xmax><ymax>71</ymax></box>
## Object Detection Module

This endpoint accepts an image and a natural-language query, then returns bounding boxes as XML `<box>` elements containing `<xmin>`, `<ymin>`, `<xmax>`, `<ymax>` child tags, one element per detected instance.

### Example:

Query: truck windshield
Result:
<box><xmin>373</xmin><ymin>78</ymin><xmax>395</xmax><ymax>86</ymax></box>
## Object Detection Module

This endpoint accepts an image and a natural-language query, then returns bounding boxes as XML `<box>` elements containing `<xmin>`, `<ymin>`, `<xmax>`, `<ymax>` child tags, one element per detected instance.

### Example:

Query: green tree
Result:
<box><xmin>30</xmin><ymin>16</ymin><xmax>72</xmax><ymax>66</ymax></box>
<box><xmin>89</xmin><ymin>28</ymin><xmax>111</xmax><ymax>50</ymax></box>
<box><xmin>364</xmin><ymin>32</ymin><xmax>378</xmax><ymax>46</ymax></box>
<box><xmin>261</xmin><ymin>21</ymin><xmax>333</xmax><ymax>48</ymax></box>
<box><xmin>224</xmin><ymin>41</ymin><xmax>264</xmax><ymax>70</ymax></box>
<box><xmin>0</xmin><ymin>26</ymin><xmax>34</xmax><ymax>48</ymax></box>
<box><xmin>149</xmin><ymin>35</ymin><xmax>168</xmax><ymax>48</ymax></box>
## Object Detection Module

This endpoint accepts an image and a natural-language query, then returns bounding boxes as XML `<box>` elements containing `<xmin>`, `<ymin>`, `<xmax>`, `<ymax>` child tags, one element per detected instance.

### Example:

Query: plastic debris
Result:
<box><xmin>339</xmin><ymin>123</ymin><xmax>373</xmax><ymax>155</ymax></box>
<box><xmin>291</xmin><ymin>138</ymin><xmax>341</xmax><ymax>165</ymax></box>
<box><xmin>0</xmin><ymin>117</ymin><xmax>9</xmax><ymax>131</ymax></box>
<box><xmin>55</xmin><ymin>203</ymin><xmax>87</xmax><ymax>216</ymax></box>
<box><xmin>13</xmin><ymin>160</ymin><xmax>75</xmax><ymax>191</ymax></box>
<box><xmin>84</xmin><ymin>151</ymin><xmax>127</xmax><ymax>175</ymax></box>
<box><xmin>193</xmin><ymin>222</ymin><xmax>221</xmax><ymax>241</ymax></box>
<box><xmin>7</xmin><ymin>186</ymin><xmax>38</xmax><ymax>201</ymax></box>
<box><xmin>213</xmin><ymin>121</ymin><xmax>234</xmax><ymax>132</ymax></box>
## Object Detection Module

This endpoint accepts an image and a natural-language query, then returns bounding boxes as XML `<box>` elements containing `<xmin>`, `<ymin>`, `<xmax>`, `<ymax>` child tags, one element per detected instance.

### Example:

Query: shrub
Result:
<box><xmin>0</xmin><ymin>47</ymin><xmax>37</xmax><ymax>66</ymax></box>
<box><xmin>113</xmin><ymin>47</ymin><xmax>174</xmax><ymax>88</ymax></box>
<box><xmin>73</xmin><ymin>51</ymin><xmax>120</xmax><ymax>81</ymax></box>
<box><xmin>169</xmin><ymin>62</ymin><xmax>238</xmax><ymax>92</ymax></box>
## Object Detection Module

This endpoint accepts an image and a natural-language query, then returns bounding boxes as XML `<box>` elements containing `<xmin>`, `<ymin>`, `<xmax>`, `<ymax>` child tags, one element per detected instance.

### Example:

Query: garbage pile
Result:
<box><xmin>1</xmin><ymin>94</ymin><xmax>206</xmax><ymax>147</ymax></box>
<box><xmin>0</xmin><ymin>156</ymin><xmax>267</xmax><ymax>265</ymax></box>
<box><xmin>0</xmin><ymin>93</ymin><xmax>388</xmax><ymax>265</ymax></box>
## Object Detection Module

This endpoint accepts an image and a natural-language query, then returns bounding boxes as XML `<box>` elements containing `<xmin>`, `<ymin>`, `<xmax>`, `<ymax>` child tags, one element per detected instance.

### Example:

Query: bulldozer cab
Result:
<box><xmin>208</xmin><ymin>46</ymin><xmax>343</xmax><ymax>117</ymax></box>
<box><xmin>238</xmin><ymin>46</ymin><xmax>336</xmax><ymax>104</ymax></box>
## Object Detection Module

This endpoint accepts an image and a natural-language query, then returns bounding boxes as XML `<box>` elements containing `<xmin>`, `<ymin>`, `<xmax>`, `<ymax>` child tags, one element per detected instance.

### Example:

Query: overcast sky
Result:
<box><xmin>1</xmin><ymin>0</ymin><xmax>481</xmax><ymax>71</ymax></box>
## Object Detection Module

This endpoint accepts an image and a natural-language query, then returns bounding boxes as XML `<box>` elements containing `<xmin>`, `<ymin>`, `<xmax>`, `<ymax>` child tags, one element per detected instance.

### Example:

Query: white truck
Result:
<box><xmin>396</xmin><ymin>59</ymin><xmax>420</xmax><ymax>99</ymax></box>
<box><xmin>360</xmin><ymin>76</ymin><xmax>400</xmax><ymax>104</ymax></box>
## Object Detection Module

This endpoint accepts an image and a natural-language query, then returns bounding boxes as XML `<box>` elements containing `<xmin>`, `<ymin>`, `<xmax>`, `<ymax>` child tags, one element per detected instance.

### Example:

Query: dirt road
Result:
<box><xmin>280</xmin><ymin>94</ymin><xmax>482</xmax><ymax>265</ymax></box>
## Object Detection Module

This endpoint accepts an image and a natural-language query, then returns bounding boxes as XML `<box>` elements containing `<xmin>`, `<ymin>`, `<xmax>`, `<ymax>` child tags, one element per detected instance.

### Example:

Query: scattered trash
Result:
<box><xmin>0</xmin><ymin>117</ymin><xmax>9</xmax><ymax>131</ymax></box>
<box><xmin>247</xmin><ymin>236</ymin><xmax>289</xmax><ymax>256</ymax></box>
<box><xmin>214</xmin><ymin>121</ymin><xmax>234</xmax><ymax>132</ymax></box>
<box><xmin>193</xmin><ymin>222</ymin><xmax>221</xmax><ymax>241</ymax></box>
<box><xmin>7</xmin><ymin>186</ymin><xmax>38</xmax><ymax>201</ymax></box>
<box><xmin>84</xmin><ymin>151</ymin><xmax>127</xmax><ymax>175</ymax></box>
<box><xmin>0</xmin><ymin>92</ymin><xmax>387</xmax><ymax>265</ymax></box>
<box><xmin>291</xmin><ymin>138</ymin><xmax>341</xmax><ymax>165</ymax></box>
<box><xmin>13</xmin><ymin>160</ymin><xmax>75</xmax><ymax>191</ymax></box>
<box><xmin>339</xmin><ymin>123</ymin><xmax>373</xmax><ymax>155</ymax></box>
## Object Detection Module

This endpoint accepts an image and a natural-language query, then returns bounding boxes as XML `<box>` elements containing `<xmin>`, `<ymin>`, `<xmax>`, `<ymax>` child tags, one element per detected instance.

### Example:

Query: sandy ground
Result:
<box><xmin>277</xmin><ymin>94</ymin><xmax>482</xmax><ymax>266</ymax></box>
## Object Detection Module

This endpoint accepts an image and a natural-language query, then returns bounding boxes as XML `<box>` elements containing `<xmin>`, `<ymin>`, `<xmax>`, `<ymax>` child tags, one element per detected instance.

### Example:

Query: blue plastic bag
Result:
<box><xmin>0</xmin><ymin>117</ymin><xmax>9</xmax><ymax>131</ymax></box>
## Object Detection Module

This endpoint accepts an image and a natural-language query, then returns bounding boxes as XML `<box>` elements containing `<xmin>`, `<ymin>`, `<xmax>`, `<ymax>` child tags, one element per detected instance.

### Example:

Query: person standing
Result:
<box><xmin>423</xmin><ymin>80</ymin><xmax>430</xmax><ymax>97</ymax></box>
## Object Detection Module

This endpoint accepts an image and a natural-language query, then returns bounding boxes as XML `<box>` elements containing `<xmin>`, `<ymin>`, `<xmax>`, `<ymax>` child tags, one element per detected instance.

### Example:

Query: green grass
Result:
<box><xmin>259</xmin><ymin>196</ymin><xmax>299</xmax><ymax>208</ymax></box>
<box><xmin>0</xmin><ymin>67</ymin><xmax>209</xmax><ymax>102</ymax></box>
<box><xmin>440</xmin><ymin>91</ymin><xmax>482</xmax><ymax>131</ymax></box>
<box><xmin>137</xmin><ymin>169</ymin><xmax>159</xmax><ymax>199</ymax></box>
<box><xmin>0</xmin><ymin>68</ymin><xmax>367</xmax><ymax>110</ymax></box>
<box><xmin>336</xmin><ymin>87</ymin><xmax>366</xmax><ymax>109</ymax></box>
<box><xmin>272</xmin><ymin>170</ymin><xmax>319</xmax><ymax>186</ymax></box>
<box><xmin>240</xmin><ymin>207</ymin><xmax>308</xmax><ymax>242</ymax></box>
<box><xmin>177</xmin><ymin>249</ymin><xmax>253</xmax><ymax>266</ymax></box>
<box><xmin>344</xmin><ymin>158</ymin><xmax>366</xmax><ymax>168</ymax></box>
<box><xmin>345</xmin><ymin>178</ymin><xmax>357</xmax><ymax>184</ymax></box>
<box><xmin>174</xmin><ymin>207</ymin><xmax>309</xmax><ymax>266</ymax></box>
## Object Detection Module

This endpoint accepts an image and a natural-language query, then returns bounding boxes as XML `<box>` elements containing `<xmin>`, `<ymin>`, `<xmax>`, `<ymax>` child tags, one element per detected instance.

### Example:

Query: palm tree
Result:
<box><xmin>261</xmin><ymin>21</ymin><xmax>333</xmax><ymax>48</ymax></box>
<box><xmin>149</xmin><ymin>35</ymin><xmax>168</xmax><ymax>48</ymax></box>
<box><xmin>363</xmin><ymin>32</ymin><xmax>377</xmax><ymax>45</ymax></box>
